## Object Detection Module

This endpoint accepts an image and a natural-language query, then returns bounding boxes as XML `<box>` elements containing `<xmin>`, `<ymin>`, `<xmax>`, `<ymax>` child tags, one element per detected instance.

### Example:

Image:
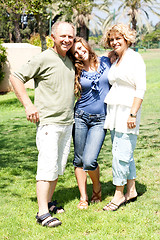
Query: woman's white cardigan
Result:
<box><xmin>104</xmin><ymin>48</ymin><xmax>146</xmax><ymax>135</ymax></box>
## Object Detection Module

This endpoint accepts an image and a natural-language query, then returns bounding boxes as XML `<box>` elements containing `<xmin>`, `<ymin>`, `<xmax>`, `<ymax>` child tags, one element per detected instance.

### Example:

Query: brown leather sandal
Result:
<box><xmin>103</xmin><ymin>200</ymin><xmax>126</xmax><ymax>211</ymax></box>
<box><xmin>91</xmin><ymin>187</ymin><xmax>102</xmax><ymax>203</ymax></box>
<box><xmin>77</xmin><ymin>199</ymin><xmax>88</xmax><ymax>209</ymax></box>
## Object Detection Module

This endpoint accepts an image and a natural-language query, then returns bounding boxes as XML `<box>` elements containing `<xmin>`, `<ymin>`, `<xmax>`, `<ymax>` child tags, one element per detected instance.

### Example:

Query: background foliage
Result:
<box><xmin>0</xmin><ymin>40</ymin><xmax>7</xmax><ymax>83</ymax></box>
<box><xmin>0</xmin><ymin>0</ymin><xmax>160</xmax><ymax>46</ymax></box>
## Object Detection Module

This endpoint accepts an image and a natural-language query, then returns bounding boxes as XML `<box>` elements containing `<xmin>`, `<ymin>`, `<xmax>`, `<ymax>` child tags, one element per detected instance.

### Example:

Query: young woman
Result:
<box><xmin>102</xmin><ymin>23</ymin><xmax>146</xmax><ymax>211</ymax></box>
<box><xmin>69</xmin><ymin>37</ymin><xmax>111</xmax><ymax>209</ymax></box>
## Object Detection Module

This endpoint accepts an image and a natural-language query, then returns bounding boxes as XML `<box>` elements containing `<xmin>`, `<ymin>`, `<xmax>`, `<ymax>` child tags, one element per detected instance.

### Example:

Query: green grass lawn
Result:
<box><xmin>0</xmin><ymin>50</ymin><xmax>160</xmax><ymax>240</ymax></box>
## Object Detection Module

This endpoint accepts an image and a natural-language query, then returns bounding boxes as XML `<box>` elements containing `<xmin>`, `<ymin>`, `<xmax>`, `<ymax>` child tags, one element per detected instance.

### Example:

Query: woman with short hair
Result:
<box><xmin>102</xmin><ymin>23</ymin><xmax>146</xmax><ymax>211</ymax></box>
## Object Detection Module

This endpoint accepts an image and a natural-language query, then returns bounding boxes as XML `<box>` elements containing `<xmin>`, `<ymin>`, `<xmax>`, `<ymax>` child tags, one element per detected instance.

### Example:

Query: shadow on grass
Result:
<box><xmin>30</xmin><ymin>180</ymin><xmax>147</xmax><ymax>207</ymax></box>
<box><xmin>0</xmin><ymin>113</ymin><xmax>148</xmax><ymax>206</ymax></box>
<box><xmin>0</xmin><ymin>93</ymin><xmax>34</xmax><ymax>109</ymax></box>
<box><xmin>0</xmin><ymin>119</ymin><xmax>37</xmax><ymax>179</ymax></box>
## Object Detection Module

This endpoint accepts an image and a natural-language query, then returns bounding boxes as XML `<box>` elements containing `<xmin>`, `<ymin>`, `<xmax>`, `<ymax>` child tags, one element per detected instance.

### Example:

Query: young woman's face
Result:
<box><xmin>71</xmin><ymin>42</ymin><xmax>89</xmax><ymax>62</ymax></box>
<box><xmin>109</xmin><ymin>31</ymin><xmax>128</xmax><ymax>56</ymax></box>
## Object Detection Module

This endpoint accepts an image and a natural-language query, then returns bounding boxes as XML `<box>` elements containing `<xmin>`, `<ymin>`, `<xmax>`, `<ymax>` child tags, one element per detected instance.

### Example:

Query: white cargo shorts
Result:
<box><xmin>36</xmin><ymin>124</ymin><xmax>73</xmax><ymax>181</ymax></box>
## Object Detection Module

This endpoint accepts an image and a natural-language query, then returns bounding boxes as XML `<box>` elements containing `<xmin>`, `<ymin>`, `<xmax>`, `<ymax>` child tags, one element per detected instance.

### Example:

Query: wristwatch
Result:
<box><xmin>130</xmin><ymin>113</ymin><xmax>137</xmax><ymax>118</ymax></box>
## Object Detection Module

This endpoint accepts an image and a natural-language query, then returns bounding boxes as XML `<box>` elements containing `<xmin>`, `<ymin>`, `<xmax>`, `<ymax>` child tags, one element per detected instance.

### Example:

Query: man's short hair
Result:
<box><xmin>51</xmin><ymin>21</ymin><xmax>75</xmax><ymax>37</ymax></box>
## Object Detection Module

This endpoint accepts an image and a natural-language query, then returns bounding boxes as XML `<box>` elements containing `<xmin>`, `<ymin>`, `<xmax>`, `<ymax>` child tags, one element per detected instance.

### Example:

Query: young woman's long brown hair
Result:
<box><xmin>68</xmin><ymin>37</ymin><xmax>99</xmax><ymax>98</ymax></box>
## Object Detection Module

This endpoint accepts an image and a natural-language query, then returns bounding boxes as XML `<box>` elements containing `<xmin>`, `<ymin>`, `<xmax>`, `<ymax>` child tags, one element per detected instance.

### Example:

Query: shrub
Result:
<box><xmin>46</xmin><ymin>36</ymin><xmax>54</xmax><ymax>48</ymax></box>
<box><xmin>29</xmin><ymin>33</ymin><xmax>42</xmax><ymax>47</ymax></box>
<box><xmin>29</xmin><ymin>33</ymin><xmax>54</xmax><ymax>49</ymax></box>
<box><xmin>0</xmin><ymin>41</ymin><xmax>7</xmax><ymax>83</ymax></box>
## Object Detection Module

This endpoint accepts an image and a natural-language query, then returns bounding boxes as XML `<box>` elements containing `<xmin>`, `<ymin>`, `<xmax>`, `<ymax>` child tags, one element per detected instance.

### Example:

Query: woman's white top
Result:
<box><xmin>104</xmin><ymin>48</ymin><xmax>146</xmax><ymax>135</ymax></box>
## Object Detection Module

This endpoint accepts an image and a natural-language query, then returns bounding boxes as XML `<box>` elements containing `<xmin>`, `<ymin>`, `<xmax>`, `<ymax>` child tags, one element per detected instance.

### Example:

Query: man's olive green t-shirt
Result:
<box><xmin>14</xmin><ymin>48</ymin><xmax>75</xmax><ymax>126</ymax></box>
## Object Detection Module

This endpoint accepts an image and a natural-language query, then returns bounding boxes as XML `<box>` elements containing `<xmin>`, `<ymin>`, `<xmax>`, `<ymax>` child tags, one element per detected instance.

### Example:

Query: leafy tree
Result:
<box><xmin>0</xmin><ymin>0</ymin><xmax>24</xmax><ymax>42</ymax></box>
<box><xmin>155</xmin><ymin>21</ymin><xmax>160</xmax><ymax>30</ymax></box>
<box><xmin>24</xmin><ymin>0</ymin><xmax>53</xmax><ymax>50</ymax></box>
<box><xmin>0</xmin><ymin>4</ymin><xmax>36</xmax><ymax>43</ymax></box>
<box><xmin>0</xmin><ymin>0</ymin><xmax>112</xmax><ymax>45</ymax></box>
<box><xmin>142</xmin><ymin>32</ymin><xmax>160</xmax><ymax>48</ymax></box>
<box><xmin>0</xmin><ymin>7</ymin><xmax>10</xmax><ymax>42</ymax></box>
<box><xmin>0</xmin><ymin>0</ymin><xmax>54</xmax><ymax>49</ymax></box>
<box><xmin>142</xmin><ymin>28</ymin><xmax>160</xmax><ymax>45</ymax></box>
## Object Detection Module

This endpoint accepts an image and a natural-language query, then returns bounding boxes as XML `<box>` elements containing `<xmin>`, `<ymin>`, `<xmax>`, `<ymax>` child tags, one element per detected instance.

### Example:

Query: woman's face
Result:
<box><xmin>109</xmin><ymin>31</ymin><xmax>128</xmax><ymax>56</ymax></box>
<box><xmin>71</xmin><ymin>42</ymin><xmax>89</xmax><ymax>62</ymax></box>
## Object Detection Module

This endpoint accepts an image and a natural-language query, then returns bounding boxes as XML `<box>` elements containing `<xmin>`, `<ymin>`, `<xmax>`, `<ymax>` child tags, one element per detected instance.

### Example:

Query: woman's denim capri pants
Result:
<box><xmin>73</xmin><ymin>108</ymin><xmax>106</xmax><ymax>171</ymax></box>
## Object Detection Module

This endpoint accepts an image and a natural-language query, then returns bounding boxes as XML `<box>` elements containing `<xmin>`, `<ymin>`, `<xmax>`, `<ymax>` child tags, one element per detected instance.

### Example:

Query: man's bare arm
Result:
<box><xmin>10</xmin><ymin>75</ymin><xmax>39</xmax><ymax>123</ymax></box>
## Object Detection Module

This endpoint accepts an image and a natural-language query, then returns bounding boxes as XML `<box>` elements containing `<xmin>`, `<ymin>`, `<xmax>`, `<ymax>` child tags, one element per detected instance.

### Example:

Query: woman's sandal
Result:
<box><xmin>48</xmin><ymin>201</ymin><xmax>65</xmax><ymax>214</ymax></box>
<box><xmin>36</xmin><ymin>212</ymin><xmax>62</xmax><ymax>227</ymax></box>
<box><xmin>91</xmin><ymin>187</ymin><xmax>102</xmax><ymax>203</ymax></box>
<box><xmin>77</xmin><ymin>199</ymin><xmax>88</xmax><ymax>210</ymax></box>
<box><xmin>103</xmin><ymin>201</ymin><xmax>126</xmax><ymax>211</ymax></box>
<box><xmin>126</xmin><ymin>196</ymin><xmax>137</xmax><ymax>204</ymax></box>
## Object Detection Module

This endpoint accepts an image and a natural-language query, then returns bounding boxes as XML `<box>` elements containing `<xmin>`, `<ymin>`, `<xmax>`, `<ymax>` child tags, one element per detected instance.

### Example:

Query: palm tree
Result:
<box><xmin>60</xmin><ymin>0</ymin><xmax>95</xmax><ymax>40</ymax></box>
<box><xmin>116</xmin><ymin>0</ymin><xmax>160</xmax><ymax>32</ymax></box>
<box><xmin>96</xmin><ymin>1</ymin><xmax>115</xmax><ymax>31</ymax></box>
<box><xmin>71</xmin><ymin>1</ymin><xmax>93</xmax><ymax>40</ymax></box>
<box><xmin>59</xmin><ymin>0</ymin><xmax>111</xmax><ymax>40</ymax></box>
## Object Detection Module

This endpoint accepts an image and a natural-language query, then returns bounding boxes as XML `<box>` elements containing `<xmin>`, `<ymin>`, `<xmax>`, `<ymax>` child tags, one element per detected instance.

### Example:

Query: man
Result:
<box><xmin>10</xmin><ymin>21</ymin><xmax>75</xmax><ymax>227</ymax></box>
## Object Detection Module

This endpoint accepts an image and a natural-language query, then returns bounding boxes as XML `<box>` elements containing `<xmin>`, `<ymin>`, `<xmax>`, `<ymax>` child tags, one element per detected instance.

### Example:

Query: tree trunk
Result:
<box><xmin>77</xmin><ymin>24</ymin><xmax>89</xmax><ymax>41</ymax></box>
<box><xmin>35</xmin><ymin>14</ymin><xmax>47</xmax><ymax>51</ymax></box>
<box><xmin>131</xmin><ymin>8</ymin><xmax>137</xmax><ymax>50</ymax></box>
<box><xmin>13</xmin><ymin>13</ymin><xmax>22</xmax><ymax>43</ymax></box>
<box><xmin>9</xmin><ymin>32</ymin><xmax>13</xmax><ymax>43</ymax></box>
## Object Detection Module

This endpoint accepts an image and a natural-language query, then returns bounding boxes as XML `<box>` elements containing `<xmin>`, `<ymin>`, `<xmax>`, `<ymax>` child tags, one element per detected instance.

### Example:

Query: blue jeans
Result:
<box><xmin>73</xmin><ymin>109</ymin><xmax>106</xmax><ymax>171</ymax></box>
<box><xmin>111</xmin><ymin>129</ymin><xmax>137</xmax><ymax>186</ymax></box>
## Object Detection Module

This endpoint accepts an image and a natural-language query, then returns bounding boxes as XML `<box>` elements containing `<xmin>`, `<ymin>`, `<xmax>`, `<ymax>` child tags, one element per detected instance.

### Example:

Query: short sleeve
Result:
<box><xmin>14</xmin><ymin>54</ymin><xmax>42</xmax><ymax>83</ymax></box>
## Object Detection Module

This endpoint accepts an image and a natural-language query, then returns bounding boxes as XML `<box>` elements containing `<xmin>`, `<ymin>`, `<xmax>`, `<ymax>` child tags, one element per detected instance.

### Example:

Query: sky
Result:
<box><xmin>91</xmin><ymin>0</ymin><xmax>160</xmax><ymax>29</ymax></box>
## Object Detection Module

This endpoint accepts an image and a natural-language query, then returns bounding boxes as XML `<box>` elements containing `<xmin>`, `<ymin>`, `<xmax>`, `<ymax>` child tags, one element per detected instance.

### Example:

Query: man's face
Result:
<box><xmin>52</xmin><ymin>23</ymin><xmax>75</xmax><ymax>57</ymax></box>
